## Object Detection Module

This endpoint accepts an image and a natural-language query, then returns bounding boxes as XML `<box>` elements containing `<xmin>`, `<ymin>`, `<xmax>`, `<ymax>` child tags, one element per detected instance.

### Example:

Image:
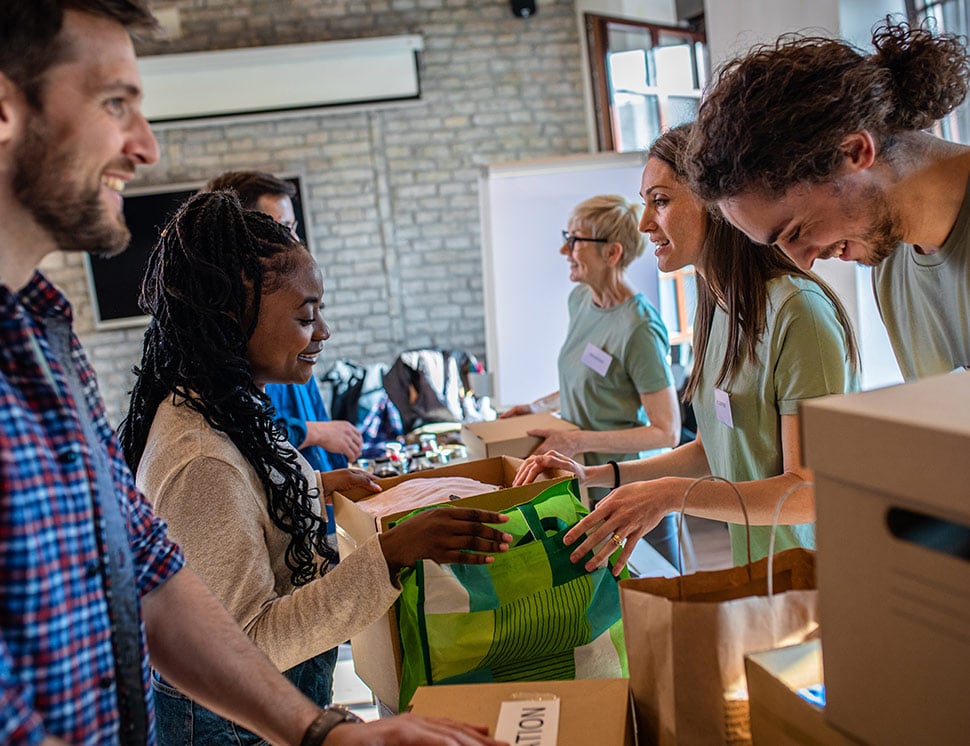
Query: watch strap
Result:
<box><xmin>301</xmin><ymin>705</ymin><xmax>363</xmax><ymax>746</ymax></box>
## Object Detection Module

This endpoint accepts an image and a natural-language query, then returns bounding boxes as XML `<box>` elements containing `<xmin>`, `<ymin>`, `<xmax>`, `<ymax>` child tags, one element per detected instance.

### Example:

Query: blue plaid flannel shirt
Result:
<box><xmin>0</xmin><ymin>272</ymin><xmax>184</xmax><ymax>745</ymax></box>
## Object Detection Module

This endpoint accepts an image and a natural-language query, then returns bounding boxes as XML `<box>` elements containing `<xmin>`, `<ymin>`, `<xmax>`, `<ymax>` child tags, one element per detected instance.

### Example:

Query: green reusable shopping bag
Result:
<box><xmin>394</xmin><ymin>479</ymin><xmax>629</xmax><ymax>711</ymax></box>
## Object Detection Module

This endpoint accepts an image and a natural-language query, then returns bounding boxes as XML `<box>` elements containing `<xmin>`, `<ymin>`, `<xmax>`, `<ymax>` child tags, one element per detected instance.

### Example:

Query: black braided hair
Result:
<box><xmin>119</xmin><ymin>190</ymin><xmax>336</xmax><ymax>586</ymax></box>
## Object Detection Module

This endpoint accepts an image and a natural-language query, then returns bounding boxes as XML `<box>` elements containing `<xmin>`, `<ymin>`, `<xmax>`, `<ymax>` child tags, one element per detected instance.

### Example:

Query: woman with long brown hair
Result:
<box><xmin>515</xmin><ymin>123</ymin><xmax>860</xmax><ymax>570</ymax></box>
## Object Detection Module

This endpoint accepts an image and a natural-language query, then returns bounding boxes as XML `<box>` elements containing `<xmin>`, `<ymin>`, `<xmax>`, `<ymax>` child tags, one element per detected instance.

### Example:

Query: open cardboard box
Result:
<box><xmin>330</xmin><ymin>455</ymin><xmax>573</xmax><ymax>710</ymax></box>
<box><xmin>408</xmin><ymin>678</ymin><xmax>637</xmax><ymax>746</ymax></box>
<box><xmin>461</xmin><ymin>412</ymin><xmax>579</xmax><ymax>461</ymax></box>
<box><xmin>745</xmin><ymin>640</ymin><xmax>861</xmax><ymax>745</ymax></box>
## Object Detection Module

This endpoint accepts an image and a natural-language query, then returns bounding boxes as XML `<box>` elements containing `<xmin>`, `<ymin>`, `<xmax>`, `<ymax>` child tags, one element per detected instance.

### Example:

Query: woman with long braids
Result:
<box><xmin>119</xmin><ymin>191</ymin><xmax>512</xmax><ymax>744</ymax></box>
<box><xmin>515</xmin><ymin>123</ymin><xmax>860</xmax><ymax>571</ymax></box>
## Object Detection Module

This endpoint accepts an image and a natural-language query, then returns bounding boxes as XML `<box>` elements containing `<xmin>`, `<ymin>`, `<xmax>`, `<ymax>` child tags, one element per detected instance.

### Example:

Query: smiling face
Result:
<box><xmin>9</xmin><ymin>10</ymin><xmax>158</xmax><ymax>257</ymax></box>
<box><xmin>719</xmin><ymin>177</ymin><xmax>902</xmax><ymax>270</ymax></box>
<box><xmin>560</xmin><ymin>223</ymin><xmax>611</xmax><ymax>286</ymax></box>
<box><xmin>246</xmin><ymin>250</ymin><xmax>329</xmax><ymax>389</ymax></box>
<box><xmin>638</xmin><ymin>157</ymin><xmax>707</xmax><ymax>273</ymax></box>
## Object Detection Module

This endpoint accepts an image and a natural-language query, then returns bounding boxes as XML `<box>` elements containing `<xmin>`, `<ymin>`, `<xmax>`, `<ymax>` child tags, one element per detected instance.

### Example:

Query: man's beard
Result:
<box><xmin>11</xmin><ymin>113</ymin><xmax>131</xmax><ymax>257</ymax></box>
<box><xmin>857</xmin><ymin>185</ymin><xmax>903</xmax><ymax>267</ymax></box>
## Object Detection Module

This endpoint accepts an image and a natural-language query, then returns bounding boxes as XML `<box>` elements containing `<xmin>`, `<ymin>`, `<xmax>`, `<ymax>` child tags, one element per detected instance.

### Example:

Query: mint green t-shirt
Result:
<box><xmin>872</xmin><ymin>176</ymin><xmax>970</xmax><ymax>381</ymax></box>
<box><xmin>693</xmin><ymin>275</ymin><xmax>858</xmax><ymax>565</ymax></box>
<box><xmin>558</xmin><ymin>285</ymin><xmax>673</xmax><ymax>502</ymax></box>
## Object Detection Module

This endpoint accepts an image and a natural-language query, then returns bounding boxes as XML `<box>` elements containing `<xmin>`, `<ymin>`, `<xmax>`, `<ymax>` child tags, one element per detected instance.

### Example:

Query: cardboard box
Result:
<box><xmin>408</xmin><ymin>678</ymin><xmax>637</xmax><ymax>746</ymax></box>
<box><xmin>461</xmin><ymin>412</ymin><xmax>580</xmax><ymax>460</ymax></box>
<box><xmin>745</xmin><ymin>641</ymin><xmax>862</xmax><ymax>745</ymax></box>
<box><xmin>800</xmin><ymin>373</ymin><xmax>970</xmax><ymax>746</ymax></box>
<box><xmin>331</xmin><ymin>456</ymin><xmax>573</xmax><ymax>711</ymax></box>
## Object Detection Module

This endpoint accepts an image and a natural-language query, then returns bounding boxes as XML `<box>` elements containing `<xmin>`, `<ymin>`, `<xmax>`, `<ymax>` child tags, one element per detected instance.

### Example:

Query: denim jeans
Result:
<box><xmin>153</xmin><ymin>647</ymin><xmax>338</xmax><ymax>745</ymax></box>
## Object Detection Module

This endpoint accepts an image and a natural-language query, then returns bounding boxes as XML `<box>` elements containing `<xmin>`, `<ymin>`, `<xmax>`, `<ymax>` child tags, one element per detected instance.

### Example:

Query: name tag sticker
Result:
<box><xmin>714</xmin><ymin>388</ymin><xmax>734</xmax><ymax>429</ymax></box>
<box><xmin>581</xmin><ymin>342</ymin><xmax>612</xmax><ymax>377</ymax></box>
<box><xmin>495</xmin><ymin>698</ymin><xmax>560</xmax><ymax>746</ymax></box>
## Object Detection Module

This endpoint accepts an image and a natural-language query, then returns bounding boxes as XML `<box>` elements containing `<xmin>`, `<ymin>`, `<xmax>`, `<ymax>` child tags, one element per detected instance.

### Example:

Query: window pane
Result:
<box><xmin>588</xmin><ymin>14</ymin><xmax>706</xmax><ymax>152</ymax></box>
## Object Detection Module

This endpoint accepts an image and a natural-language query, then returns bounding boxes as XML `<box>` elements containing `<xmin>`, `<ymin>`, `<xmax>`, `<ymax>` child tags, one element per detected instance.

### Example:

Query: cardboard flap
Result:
<box><xmin>408</xmin><ymin>678</ymin><xmax>635</xmax><ymax>746</ymax></box>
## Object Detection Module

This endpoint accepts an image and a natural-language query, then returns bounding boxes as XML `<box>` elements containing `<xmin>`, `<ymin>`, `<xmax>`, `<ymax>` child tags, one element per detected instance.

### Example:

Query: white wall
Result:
<box><xmin>840</xmin><ymin>0</ymin><xmax>907</xmax><ymax>47</ymax></box>
<box><xmin>704</xmin><ymin>0</ymin><xmax>840</xmax><ymax>67</ymax></box>
<box><xmin>576</xmin><ymin>1</ymin><xmax>677</xmax><ymax>24</ymax></box>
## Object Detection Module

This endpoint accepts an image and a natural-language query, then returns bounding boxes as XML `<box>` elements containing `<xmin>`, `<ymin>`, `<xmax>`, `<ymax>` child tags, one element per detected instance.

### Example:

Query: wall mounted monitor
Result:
<box><xmin>84</xmin><ymin>175</ymin><xmax>308</xmax><ymax>329</ymax></box>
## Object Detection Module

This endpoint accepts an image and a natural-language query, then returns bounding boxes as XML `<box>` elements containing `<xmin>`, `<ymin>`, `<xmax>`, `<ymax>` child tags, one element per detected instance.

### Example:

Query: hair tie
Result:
<box><xmin>607</xmin><ymin>460</ymin><xmax>620</xmax><ymax>490</ymax></box>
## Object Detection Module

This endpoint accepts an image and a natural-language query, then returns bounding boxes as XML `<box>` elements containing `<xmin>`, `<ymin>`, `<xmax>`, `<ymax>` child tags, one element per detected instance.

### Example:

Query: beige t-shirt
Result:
<box><xmin>135</xmin><ymin>394</ymin><xmax>399</xmax><ymax>671</ymax></box>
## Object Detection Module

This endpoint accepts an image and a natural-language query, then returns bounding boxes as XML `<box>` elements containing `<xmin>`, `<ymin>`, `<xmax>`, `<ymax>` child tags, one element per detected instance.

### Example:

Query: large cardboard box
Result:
<box><xmin>331</xmin><ymin>456</ymin><xmax>573</xmax><ymax>711</ymax></box>
<box><xmin>800</xmin><ymin>373</ymin><xmax>970</xmax><ymax>746</ymax></box>
<box><xmin>408</xmin><ymin>678</ymin><xmax>637</xmax><ymax>746</ymax></box>
<box><xmin>745</xmin><ymin>641</ymin><xmax>862</xmax><ymax>746</ymax></box>
<box><xmin>461</xmin><ymin>412</ymin><xmax>579</xmax><ymax>460</ymax></box>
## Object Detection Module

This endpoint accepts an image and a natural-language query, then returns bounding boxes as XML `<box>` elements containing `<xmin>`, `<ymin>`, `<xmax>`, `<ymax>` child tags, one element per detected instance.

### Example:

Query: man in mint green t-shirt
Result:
<box><xmin>688</xmin><ymin>21</ymin><xmax>970</xmax><ymax>382</ymax></box>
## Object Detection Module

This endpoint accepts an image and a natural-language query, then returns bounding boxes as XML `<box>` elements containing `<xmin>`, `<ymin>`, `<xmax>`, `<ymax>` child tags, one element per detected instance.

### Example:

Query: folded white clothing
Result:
<box><xmin>357</xmin><ymin>476</ymin><xmax>498</xmax><ymax>518</ymax></box>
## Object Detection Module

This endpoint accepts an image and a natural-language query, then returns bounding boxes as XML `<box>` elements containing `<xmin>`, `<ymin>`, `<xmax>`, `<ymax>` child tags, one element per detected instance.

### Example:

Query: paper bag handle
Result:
<box><xmin>766</xmin><ymin>480</ymin><xmax>814</xmax><ymax>597</ymax></box>
<box><xmin>676</xmin><ymin>475</ymin><xmax>751</xmax><ymax>596</ymax></box>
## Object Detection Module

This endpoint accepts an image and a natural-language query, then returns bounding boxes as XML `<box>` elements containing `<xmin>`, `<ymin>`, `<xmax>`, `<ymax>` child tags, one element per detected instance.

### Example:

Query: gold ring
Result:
<box><xmin>610</xmin><ymin>533</ymin><xmax>624</xmax><ymax>546</ymax></box>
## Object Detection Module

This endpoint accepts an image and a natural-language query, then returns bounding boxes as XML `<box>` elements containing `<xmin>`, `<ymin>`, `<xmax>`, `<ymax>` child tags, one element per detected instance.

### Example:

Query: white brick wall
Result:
<box><xmin>39</xmin><ymin>0</ymin><xmax>590</xmax><ymax>424</ymax></box>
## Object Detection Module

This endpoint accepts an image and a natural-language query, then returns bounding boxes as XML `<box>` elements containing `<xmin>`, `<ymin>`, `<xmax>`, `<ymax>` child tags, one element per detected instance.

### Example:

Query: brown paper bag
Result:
<box><xmin>620</xmin><ymin>547</ymin><xmax>818</xmax><ymax>746</ymax></box>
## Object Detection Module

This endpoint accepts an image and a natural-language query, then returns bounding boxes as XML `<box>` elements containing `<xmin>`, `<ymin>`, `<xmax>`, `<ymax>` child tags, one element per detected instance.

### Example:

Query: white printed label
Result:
<box><xmin>581</xmin><ymin>343</ymin><xmax>612</xmax><ymax>377</ymax></box>
<box><xmin>714</xmin><ymin>388</ymin><xmax>734</xmax><ymax>429</ymax></box>
<box><xmin>494</xmin><ymin>699</ymin><xmax>560</xmax><ymax>746</ymax></box>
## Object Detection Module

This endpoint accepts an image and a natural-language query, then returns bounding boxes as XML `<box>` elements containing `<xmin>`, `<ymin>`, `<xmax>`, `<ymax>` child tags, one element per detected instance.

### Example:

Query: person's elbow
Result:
<box><xmin>653</xmin><ymin>403</ymin><xmax>681</xmax><ymax>448</ymax></box>
<box><xmin>656</xmin><ymin>418</ymin><xmax>681</xmax><ymax>448</ymax></box>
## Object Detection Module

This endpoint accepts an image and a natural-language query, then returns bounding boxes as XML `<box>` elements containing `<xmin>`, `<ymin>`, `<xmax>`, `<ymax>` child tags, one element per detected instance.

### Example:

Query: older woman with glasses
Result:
<box><xmin>501</xmin><ymin>194</ymin><xmax>682</xmax><ymax>565</ymax></box>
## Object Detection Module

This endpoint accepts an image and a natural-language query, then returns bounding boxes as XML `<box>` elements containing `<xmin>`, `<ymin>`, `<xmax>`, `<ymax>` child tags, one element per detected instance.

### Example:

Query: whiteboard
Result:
<box><xmin>479</xmin><ymin>151</ymin><xmax>660</xmax><ymax>408</ymax></box>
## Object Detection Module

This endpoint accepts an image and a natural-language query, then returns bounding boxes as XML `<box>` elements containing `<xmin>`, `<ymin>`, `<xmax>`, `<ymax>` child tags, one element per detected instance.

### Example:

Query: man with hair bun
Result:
<box><xmin>688</xmin><ymin>19</ymin><xmax>970</xmax><ymax>380</ymax></box>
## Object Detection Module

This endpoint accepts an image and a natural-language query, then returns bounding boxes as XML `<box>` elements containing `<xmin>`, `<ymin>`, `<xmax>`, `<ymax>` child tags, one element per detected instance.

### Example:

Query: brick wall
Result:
<box><xmin>39</xmin><ymin>0</ymin><xmax>590</xmax><ymax>424</ymax></box>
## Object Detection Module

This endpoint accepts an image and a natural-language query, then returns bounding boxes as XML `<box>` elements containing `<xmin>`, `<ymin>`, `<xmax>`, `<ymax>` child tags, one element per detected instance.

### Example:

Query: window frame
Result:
<box><xmin>585</xmin><ymin>13</ymin><xmax>706</xmax><ymax>152</ymax></box>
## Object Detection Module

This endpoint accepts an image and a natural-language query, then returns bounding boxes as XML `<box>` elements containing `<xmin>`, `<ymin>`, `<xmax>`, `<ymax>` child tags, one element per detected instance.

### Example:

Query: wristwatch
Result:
<box><xmin>300</xmin><ymin>704</ymin><xmax>363</xmax><ymax>746</ymax></box>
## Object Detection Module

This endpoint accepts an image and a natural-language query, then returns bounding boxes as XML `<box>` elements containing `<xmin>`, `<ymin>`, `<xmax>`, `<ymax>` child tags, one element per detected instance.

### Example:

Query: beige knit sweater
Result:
<box><xmin>135</xmin><ymin>395</ymin><xmax>400</xmax><ymax>672</ymax></box>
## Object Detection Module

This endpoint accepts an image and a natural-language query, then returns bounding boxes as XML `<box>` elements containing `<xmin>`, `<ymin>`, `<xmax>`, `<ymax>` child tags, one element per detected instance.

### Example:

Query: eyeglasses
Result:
<box><xmin>562</xmin><ymin>230</ymin><xmax>609</xmax><ymax>251</ymax></box>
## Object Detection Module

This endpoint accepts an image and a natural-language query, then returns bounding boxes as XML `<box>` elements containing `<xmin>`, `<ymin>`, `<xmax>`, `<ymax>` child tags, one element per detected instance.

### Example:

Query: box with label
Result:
<box><xmin>461</xmin><ymin>412</ymin><xmax>579</xmax><ymax>460</ymax></box>
<box><xmin>408</xmin><ymin>678</ymin><xmax>636</xmax><ymax>746</ymax></box>
<box><xmin>745</xmin><ymin>640</ymin><xmax>861</xmax><ymax>745</ymax></box>
<box><xmin>331</xmin><ymin>456</ymin><xmax>573</xmax><ymax>710</ymax></box>
<box><xmin>800</xmin><ymin>373</ymin><xmax>970</xmax><ymax>746</ymax></box>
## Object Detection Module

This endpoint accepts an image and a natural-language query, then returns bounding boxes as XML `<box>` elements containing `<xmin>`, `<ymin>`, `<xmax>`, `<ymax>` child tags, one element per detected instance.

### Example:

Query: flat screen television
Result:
<box><xmin>84</xmin><ymin>175</ymin><xmax>309</xmax><ymax>329</ymax></box>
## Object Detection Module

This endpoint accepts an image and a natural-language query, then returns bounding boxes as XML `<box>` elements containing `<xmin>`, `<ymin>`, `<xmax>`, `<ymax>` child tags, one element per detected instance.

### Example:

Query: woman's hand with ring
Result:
<box><xmin>563</xmin><ymin>479</ymin><xmax>679</xmax><ymax>576</ymax></box>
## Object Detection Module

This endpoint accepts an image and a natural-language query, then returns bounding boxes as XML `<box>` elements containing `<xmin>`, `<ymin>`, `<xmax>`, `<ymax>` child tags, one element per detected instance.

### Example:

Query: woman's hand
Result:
<box><xmin>379</xmin><ymin>508</ymin><xmax>512</xmax><ymax>576</ymax></box>
<box><xmin>528</xmin><ymin>428</ymin><xmax>583</xmax><ymax>458</ymax></box>
<box><xmin>319</xmin><ymin>468</ymin><xmax>380</xmax><ymax>496</ymax></box>
<box><xmin>512</xmin><ymin>450</ymin><xmax>586</xmax><ymax>487</ymax></box>
<box><xmin>563</xmin><ymin>478</ymin><xmax>680</xmax><ymax>576</ymax></box>
<box><xmin>498</xmin><ymin>404</ymin><xmax>533</xmax><ymax>419</ymax></box>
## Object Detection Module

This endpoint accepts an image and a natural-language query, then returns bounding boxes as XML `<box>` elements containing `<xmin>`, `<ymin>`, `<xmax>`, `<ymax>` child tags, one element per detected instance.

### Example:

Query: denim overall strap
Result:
<box><xmin>45</xmin><ymin>318</ymin><xmax>148</xmax><ymax>745</ymax></box>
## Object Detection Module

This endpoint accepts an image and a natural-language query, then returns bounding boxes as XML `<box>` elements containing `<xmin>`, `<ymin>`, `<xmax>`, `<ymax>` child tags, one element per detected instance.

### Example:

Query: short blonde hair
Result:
<box><xmin>569</xmin><ymin>195</ymin><xmax>644</xmax><ymax>270</ymax></box>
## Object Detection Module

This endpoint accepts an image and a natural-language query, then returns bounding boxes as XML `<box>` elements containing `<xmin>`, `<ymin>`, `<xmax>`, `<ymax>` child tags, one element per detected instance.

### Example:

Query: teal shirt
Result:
<box><xmin>557</xmin><ymin>285</ymin><xmax>673</xmax><ymax>502</ymax></box>
<box><xmin>873</xmin><ymin>175</ymin><xmax>970</xmax><ymax>380</ymax></box>
<box><xmin>693</xmin><ymin>275</ymin><xmax>858</xmax><ymax>564</ymax></box>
